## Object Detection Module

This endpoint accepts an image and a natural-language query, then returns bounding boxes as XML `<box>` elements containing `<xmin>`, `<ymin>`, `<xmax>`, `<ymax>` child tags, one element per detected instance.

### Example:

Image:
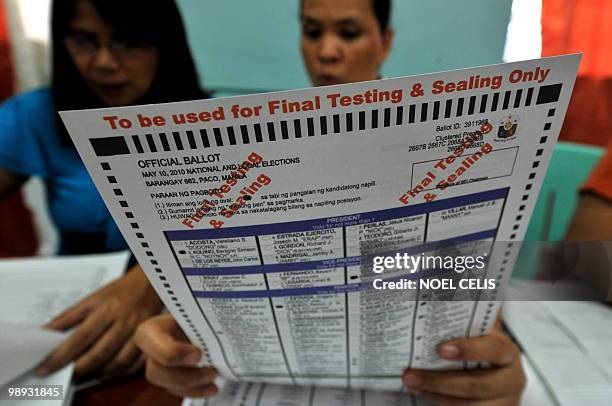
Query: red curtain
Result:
<box><xmin>0</xmin><ymin>0</ymin><xmax>39</xmax><ymax>257</ymax></box>
<box><xmin>542</xmin><ymin>0</ymin><xmax>612</xmax><ymax>147</ymax></box>
<box><xmin>0</xmin><ymin>0</ymin><xmax>13</xmax><ymax>98</ymax></box>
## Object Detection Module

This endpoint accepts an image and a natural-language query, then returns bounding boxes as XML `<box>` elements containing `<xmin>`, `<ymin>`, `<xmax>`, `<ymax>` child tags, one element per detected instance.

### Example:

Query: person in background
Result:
<box><xmin>570</xmin><ymin>145</ymin><xmax>612</xmax><ymax>242</ymax></box>
<box><xmin>538</xmin><ymin>0</ymin><xmax>612</xmax><ymax>296</ymax></box>
<box><xmin>135</xmin><ymin>0</ymin><xmax>526</xmax><ymax>403</ymax></box>
<box><xmin>299</xmin><ymin>0</ymin><xmax>393</xmax><ymax>86</ymax></box>
<box><xmin>557</xmin><ymin>147</ymin><xmax>612</xmax><ymax>297</ymax></box>
<box><xmin>0</xmin><ymin>0</ymin><xmax>207</xmax><ymax>378</ymax></box>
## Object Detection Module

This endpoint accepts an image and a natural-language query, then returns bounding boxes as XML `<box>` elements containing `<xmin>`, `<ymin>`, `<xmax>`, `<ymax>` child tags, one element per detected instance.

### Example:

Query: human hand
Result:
<box><xmin>37</xmin><ymin>265</ymin><xmax>162</xmax><ymax>377</ymax></box>
<box><xmin>403</xmin><ymin>323</ymin><xmax>525</xmax><ymax>405</ymax></box>
<box><xmin>135</xmin><ymin>314</ymin><xmax>218</xmax><ymax>398</ymax></box>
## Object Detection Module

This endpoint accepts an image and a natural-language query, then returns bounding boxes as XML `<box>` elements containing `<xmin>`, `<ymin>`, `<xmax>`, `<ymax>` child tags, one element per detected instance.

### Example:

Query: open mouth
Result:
<box><xmin>318</xmin><ymin>75</ymin><xmax>341</xmax><ymax>86</ymax></box>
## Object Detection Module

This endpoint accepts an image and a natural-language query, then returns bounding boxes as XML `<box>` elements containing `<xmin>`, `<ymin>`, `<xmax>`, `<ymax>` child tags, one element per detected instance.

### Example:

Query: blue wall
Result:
<box><xmin>177</xmin><ymin>0</ymin><xmax>512</xmax><ymax>95</ymax></box>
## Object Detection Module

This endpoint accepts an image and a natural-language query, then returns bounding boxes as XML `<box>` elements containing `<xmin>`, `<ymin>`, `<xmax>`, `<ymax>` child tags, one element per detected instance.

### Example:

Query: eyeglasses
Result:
<box><xmin>64</xmin><ymin>31</ymin><xmax>154</xmax><ymax>60</ymax></box>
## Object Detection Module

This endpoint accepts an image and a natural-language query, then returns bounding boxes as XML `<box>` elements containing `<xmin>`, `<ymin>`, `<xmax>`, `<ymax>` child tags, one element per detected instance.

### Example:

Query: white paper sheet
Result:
<box><xmin>541</xmin><ymin>301</ymin><xmax>612</xmax><ymax>381</ymax></box>
<box><xmin>520</xmin><ymin>355</ymin><xmax>556</xmax><ymax>406</ymax></box>
<box><xmin>0</xmin><ymin>251</ymin><xmax>130</xmax><ymax>326</ymax></box>
<box><xmin>0</xmin><ymin>324</ymin><xmax>66</xmax><ymax>387</ymax></box>
<box><xmin>503</xmin><ymin>298</ymin><xmax>612</xmax><ymax>406</ymax></box>
<box><xmin>0</xmin><ymin>252</ymin><xmax>130</xmax><ymax>405</ymax></box>
<box><xmin>60</xmin><ymin>56</ymin><xmax>580</xmax><ymax>390</ymax></box>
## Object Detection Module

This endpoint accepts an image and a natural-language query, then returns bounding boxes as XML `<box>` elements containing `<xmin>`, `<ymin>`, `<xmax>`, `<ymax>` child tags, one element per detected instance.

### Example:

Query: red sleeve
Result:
<box><xmin>581</xmin><ymin>143</ymin><xmax>612</xmax><ymax>203</ymax></box>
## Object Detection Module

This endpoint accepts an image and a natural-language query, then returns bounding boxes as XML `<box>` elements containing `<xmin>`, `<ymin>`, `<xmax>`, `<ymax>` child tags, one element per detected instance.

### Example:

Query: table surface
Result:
<box><xmin>73</xmin><ymin>374</ymin><xmax>180</xmax><ymax>406</ymax></box>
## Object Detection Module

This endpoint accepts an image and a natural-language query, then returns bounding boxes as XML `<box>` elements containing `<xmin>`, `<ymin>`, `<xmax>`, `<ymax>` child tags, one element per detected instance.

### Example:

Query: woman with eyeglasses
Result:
<box><xmin>135</xmin><ymin>0</ymin><xmax>526</xmax><ymax>404</ymax></box>
<box><xmin>0</xmin><ymin>0</ymin><xmax>206</xmax><ymax>378</ymax></box>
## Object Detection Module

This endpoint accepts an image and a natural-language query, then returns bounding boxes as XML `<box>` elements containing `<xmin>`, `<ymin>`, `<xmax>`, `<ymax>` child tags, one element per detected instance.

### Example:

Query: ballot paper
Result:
<box><xmin>183</xmin><ymin>381</ymin><xmax>414</xmax><ymax>406</ymax></box>
<box><xmin>60</xmin><ymin>55</ymin><xmax>579</xmax><ymax>390</ymax></box>
<box><xmin>181</xmin><ymin>355</ymin><xmax>555</xmax><ymax>406</ymax></box>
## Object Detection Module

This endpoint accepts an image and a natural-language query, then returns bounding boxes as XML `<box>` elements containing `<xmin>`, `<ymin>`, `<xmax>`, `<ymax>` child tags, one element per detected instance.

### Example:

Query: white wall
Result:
<box><xmin>5</xmin><ymin>0</ymin><xmax>51</xmax><ymax>92</ymax></box>
<box><xmin>503</xmin><ymin>0</ymin><xmax>542</xmax><ymax>62</ymax></box>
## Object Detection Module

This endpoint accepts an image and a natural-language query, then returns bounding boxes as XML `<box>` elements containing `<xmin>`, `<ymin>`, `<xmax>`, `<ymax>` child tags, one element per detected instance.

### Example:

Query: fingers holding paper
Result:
<box><xmin>135</xmin><ymin>314</ymin><xmax>219</xmax><ymax>398</ymax></box>
<box><xmin>36</xmin><ymin>266</ymin><xmax>162</xmax><ymax>377</ymax></box>
<box><xmin>403</xmin><ymin>325</ymin><xmax>525</xmax><ymax>405</ymax></box>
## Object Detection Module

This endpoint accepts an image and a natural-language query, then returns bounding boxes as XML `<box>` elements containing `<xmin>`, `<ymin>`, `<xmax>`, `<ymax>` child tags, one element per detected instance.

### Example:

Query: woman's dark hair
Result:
<box><xmin>51</xmin><ymin>0</ymin><xmax>208</xmax><ymax>144</ymax></box>
<box><xmin>300</xmin><ymin>0</ymin><xmax>392</xmax><ymax>32</ymax></box>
